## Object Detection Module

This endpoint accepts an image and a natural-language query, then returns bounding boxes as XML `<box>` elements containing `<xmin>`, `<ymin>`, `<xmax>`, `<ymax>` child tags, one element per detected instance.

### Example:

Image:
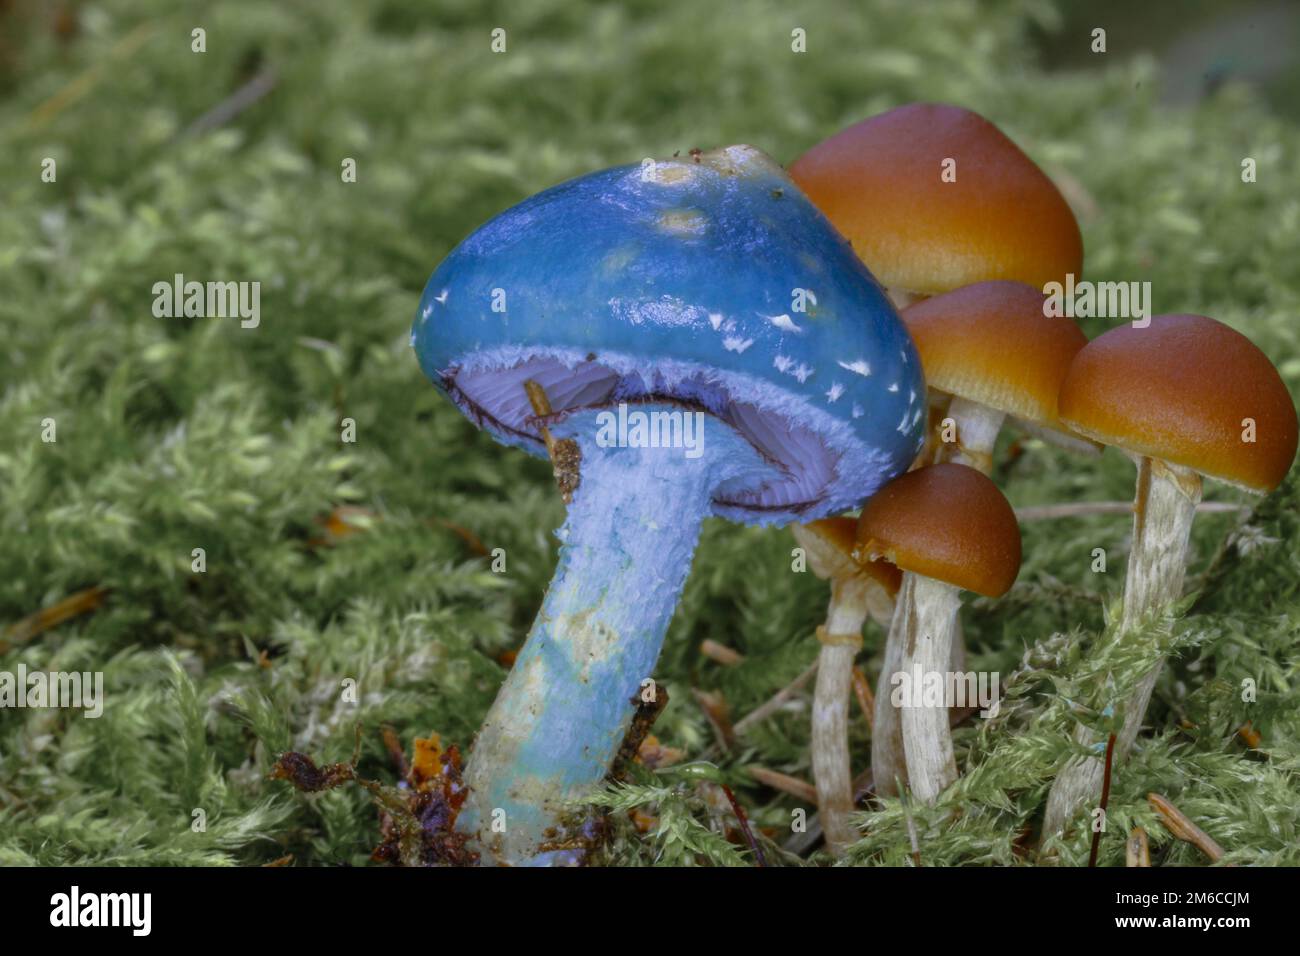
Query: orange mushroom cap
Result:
<box><xmin>1057</xmin><ymin>314</ymin><xmax>1298</xmax><ymax>493</ymax></box>
<box><xmin>902</xmin><ymin>280</ymin><xmax>1088</xmax><ymax>429</ymax></box>
<box><xmin>854</xmin><ymin>463</ymin><xmax>1021</xmax><ymax>597</ymax></box>
<box><xmin>790</xmin><ymin>103</ymin><xmax>1082</xmax><ymax>296</ymax></box>
<box><xmin>794</xmin><ymin>517</ymin><xmax>902</xmax><ymax>594</ymax></box>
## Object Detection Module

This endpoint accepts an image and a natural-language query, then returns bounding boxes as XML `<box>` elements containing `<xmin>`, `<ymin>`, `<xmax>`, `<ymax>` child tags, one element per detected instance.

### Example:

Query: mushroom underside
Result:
<box><xmin>444</xmin><ymin>348</ymin><xmax>906</xmax><ymax>523</ymax></box>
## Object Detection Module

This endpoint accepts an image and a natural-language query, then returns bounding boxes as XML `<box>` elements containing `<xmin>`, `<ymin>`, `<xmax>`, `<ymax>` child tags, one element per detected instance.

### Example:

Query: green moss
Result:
<box><xmin>0</xmin><ymin>0</ymin><xmax>1296</xmax><ymax>865</ymax></box>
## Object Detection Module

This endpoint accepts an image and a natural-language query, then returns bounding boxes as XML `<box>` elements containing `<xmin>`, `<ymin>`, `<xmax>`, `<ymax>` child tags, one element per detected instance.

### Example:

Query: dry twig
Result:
<box><xmin>700</xmin><ymin>639</ymin><xmax>744</xmax><ymax>666</ymax></box>
<box><xmin>747</xmin><ymin>765</ymin><xmax>817</xmax><ymax>803</ymax></box>
<box><xmin>1148</xmin><ymin>792</ymin><xmax>1225</xmax><ymax>862</ymax></box>
<box><xmin>1015</xmin><ymin>501</ymin><xmax>1245</xmax><ymax>521</ymax></box>
<box><xmin>2</xmin><ymin>585</ymin><xmax>109</xmax><ymax>651</ymax></box>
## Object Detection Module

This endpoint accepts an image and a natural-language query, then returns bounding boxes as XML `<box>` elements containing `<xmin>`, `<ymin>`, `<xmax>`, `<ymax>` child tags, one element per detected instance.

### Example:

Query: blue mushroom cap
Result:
<box><xmin>413</xmin><ymin>145</ymin><xmax>926</xmax><ymax>524</ymax></box>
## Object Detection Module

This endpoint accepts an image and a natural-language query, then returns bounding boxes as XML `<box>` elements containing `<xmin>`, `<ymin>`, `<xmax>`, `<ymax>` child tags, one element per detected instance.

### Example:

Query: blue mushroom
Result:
<box><xmin>412</xmin><ymin>145</ymin><xmax>925</xmax><ymax>865</ymax></box>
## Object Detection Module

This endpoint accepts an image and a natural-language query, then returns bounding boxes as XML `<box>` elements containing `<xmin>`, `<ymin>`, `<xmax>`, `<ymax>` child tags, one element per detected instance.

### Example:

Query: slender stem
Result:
<box><xmin>811</xmin><ymin>577</ymin><xmax>871</xmax><ymax>857</ymax></box>
<box><xmin>948</xmin><ymin>614</ymin><xmax>967</xmax><ymax>672</ymax></box>
<box><xmin>458</xmin><ymin>409</ymin><xmax>765</xmax><ymax>865</ymax></box>
<box><xmin>1119</xmin><ymin>458</ymin><xmax>1202</xmax><ymax>625</ymax></box>
<box><xmin>886</xmin><ymin>287</ymin><xmax>927</xmax><ymax>310</ymax></box>
<box><xmin>1087</xmin><ymin>733</ymin><xmax>1116</xmax><ymax>867</ymax></box>
<box><xmin>719</xmin><ymin>784</ymin><xmax>766</xmax><ymax>866</ymax></box>
<box><xmin>897</xmin><ymin>574</ymin><xmax>962</xmax><ymax>804</ymax></box>
<box><xmin>914</xmin><ymin>391</ymin><xmax>951</xmax><ymax>470</ymax></box>
<box><xmin>939</xmin><ymin>396</ymin><xmax>1006</xmax><ymax>474</ymax></box>
<box><xmin>872</xmin><ymin>574</ymin><xmax>968</xmax><ymax>799</ymax></box>
<box><xmin>933</xmin><ymin>395</ymin><xmax>1003</xmax><ymax>680</ymax></box>
<box><xmin>862</xmin><ymin>580</ymin><xmax>898</xmax><ymax>629</ymax></box>
<box><xmin>872</xmin><ymin>576</ymin><xmax>913</xmax><ymax>797</ymax></box>
<box><xmin>1042</xmin><ymin>457</ymin><xmax>1202</xmax><ymax>844</ymax></box>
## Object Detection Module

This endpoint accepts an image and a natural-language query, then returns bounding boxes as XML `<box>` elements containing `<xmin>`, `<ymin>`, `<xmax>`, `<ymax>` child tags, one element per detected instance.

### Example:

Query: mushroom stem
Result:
<box><xmin>913</xmin><ymin>391</ymin><xmax>951</xmax><ymax>471</ymax></box>
<box><xmin>886</xmin><ymin>288</ymin><xmax>927</xmax><ymax>311</ymax></box>
<box><xmin>811</xmin><ymin>577</ymin><xmax>872</xmax><ymax>856</ymax></box>
<box><xmin>932</xmin><ymin>395</ymin><xmax>1002</xmax><ymax>675</ymax></box>
<box><xmin>458</xmin><ymin>406</ymin><xmax>769</xmax><ymax>865</ymax></box>
<box><xmin>871</xmin><ymin>576</ymin><xmax>912</xmax><ymax>798</ymax></box>
<box><xmin>896</xmin><ymin>573</ymin><xmax>962</xmax><ymax>804</ymax></box>
<box><xmin>1043</xmin><ymin>457</ymin><xmax>1202</xmax><ymax>841</ymax></box>
<box><xmin>939</xmin><ymin>396</ymin><xmax>1006</xmax><ymax>474</ymax></box>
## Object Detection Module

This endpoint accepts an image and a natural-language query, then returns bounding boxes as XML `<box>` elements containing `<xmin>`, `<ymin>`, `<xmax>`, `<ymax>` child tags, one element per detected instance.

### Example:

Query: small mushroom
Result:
<box><xmin>1042</xmin><ymin>314</ymin><xmax>1298</xmax><ymax>838</ymax></box>
<box><xmin>902</xmin><ymin>280</ymin><xmax>1092</xmax><ymax>473</ymax></box>
<box><xmin>792</xmin><ymin>108</ymin><xmax>1084</xmax><ymax>687</ymax></box>
<box><xmin>789</xmin><ymin>103</ymin><xmax>1082</xmax><ymax>306</ymax></box>
<box><xmin>857</xmin><ymin>464</ymin><xmax>1021</xmax><ymax>803</ymax></box>
<box><xmin>413</xmin><ymin>145</ymin><xmax>926</xmax><ymax>864</ymax></box>
<box><xmin>858</xmin><ymin>280</ymin><xmax>1087</xmax><ymax>784</ymax></box>
<box><xmin>791</xmin><ymin>518</ymin><xmax>900</xmax><ymax>856</ymax></box>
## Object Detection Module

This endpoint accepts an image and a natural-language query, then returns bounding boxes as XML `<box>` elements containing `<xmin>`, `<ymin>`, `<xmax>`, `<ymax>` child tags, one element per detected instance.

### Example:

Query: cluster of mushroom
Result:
<box><xmin>790</xmin><ymin>104</ymin><xmax>1298</xmax><ymax>854</ymax></box>
<box><xmin>412</xmin><ymin>104</ymin><xmax>1296</xmax><ymax>866</ymax></box>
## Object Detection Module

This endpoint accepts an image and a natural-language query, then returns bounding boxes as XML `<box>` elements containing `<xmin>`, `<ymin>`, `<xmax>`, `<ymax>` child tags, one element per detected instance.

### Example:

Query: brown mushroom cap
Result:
<box><xmin>902</xmin><ymin>280</ymin><xmax>1088</xmax><ymax>428</ymax></box>
<box><xmin>794</xmin><ymin>517</ymin><xmax>902</xmax><ymax>594</ymax></box>
<box><xmin>789</xmin><ymin>103</ymin><xmax>1082</xmax><ymax>295</ymax></box>
<box><xmin>854</xmin><ymin>463</ymin><xmax>1021</xmax><ymax>597</ymax></box>
<box><xmin>1057</xmin><ymin>314</ymin><xmax>1299</xmax><ymax>493</ymax></box>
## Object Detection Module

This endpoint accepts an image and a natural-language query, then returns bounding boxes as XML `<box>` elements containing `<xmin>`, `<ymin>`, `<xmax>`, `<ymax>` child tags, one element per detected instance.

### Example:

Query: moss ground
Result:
<box><xmin>1</xmin><ymin>0</ymin><xmax>1297</xmax><ymax>865</ymax></box>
